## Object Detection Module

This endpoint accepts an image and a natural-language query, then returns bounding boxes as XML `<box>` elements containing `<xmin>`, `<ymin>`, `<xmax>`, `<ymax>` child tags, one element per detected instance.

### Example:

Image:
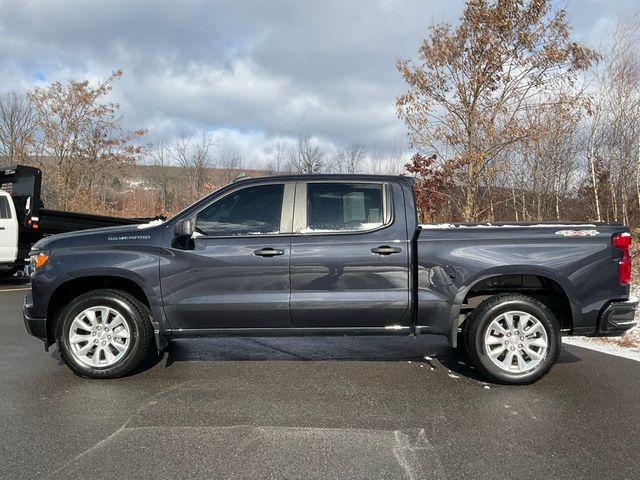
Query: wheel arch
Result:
<box><xmin>451</xmin><ymin>266</ymin><xmax>578</xmax><ymax>347</ymax></box>
<box><xmin>47</xmin><ymin>275</ymin><xmax>153</xmax><ymax>346</ymax></box>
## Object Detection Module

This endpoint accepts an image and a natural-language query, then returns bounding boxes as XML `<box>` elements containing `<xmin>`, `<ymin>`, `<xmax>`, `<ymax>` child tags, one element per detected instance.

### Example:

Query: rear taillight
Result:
<box><xmin>612</xmin><ymin>233</ymin><xmax>632</xmax><ymax>285</ymax></box>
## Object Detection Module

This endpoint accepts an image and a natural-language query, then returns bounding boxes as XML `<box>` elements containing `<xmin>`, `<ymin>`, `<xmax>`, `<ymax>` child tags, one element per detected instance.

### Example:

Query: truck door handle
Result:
<box><xmin>371</xmin><ymin>245</ymin><xmax>402</xmax><ymax>255</ymax></box>
<box><xmin>0</xmin><ymin>227</ymin><xmax>4</xmax><ymax>230</ymax></box>
<box><xmin>254</xmin><ymin>247</ymin><xmax>285</xmax><ymax>257</ymax></box>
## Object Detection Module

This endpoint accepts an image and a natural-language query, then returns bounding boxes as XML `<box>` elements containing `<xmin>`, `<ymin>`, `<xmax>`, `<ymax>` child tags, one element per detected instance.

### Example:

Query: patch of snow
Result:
<box><xmin>137</xmin><ymin>219</ymin><xmax>165</xmax><ymax>229</ymax></box>
<box><xmin>563</xmin><ymin>283</ymin><xmax>639</xmax><ymax>360</ymax></box>
<box><xmin>420</xmin><ymin>223</ymin><xmax>597</xmax><ymax>229</ymax></box>
<box><xmin>563</xmin><ymin>337</ymin><xmax>640</xmax><ymax>362</ymax></box>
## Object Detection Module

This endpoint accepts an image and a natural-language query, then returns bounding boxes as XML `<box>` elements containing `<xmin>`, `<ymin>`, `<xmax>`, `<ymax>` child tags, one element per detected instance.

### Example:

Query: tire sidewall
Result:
<box><xmin>56</xmin><ymin>292</ymin><xmax>142</xmax><ymax>378</ymax></box>
<box><xmin>470</xmin><ymin>297</ymin><xmax>561</xmax><ymax>384</ymax></box>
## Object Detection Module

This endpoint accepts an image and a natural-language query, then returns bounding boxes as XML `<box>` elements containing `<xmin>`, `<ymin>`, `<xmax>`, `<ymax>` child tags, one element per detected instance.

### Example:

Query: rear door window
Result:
<box><xmin>305</xmin><ymin>183</ymin><xmax>387</xmax><ymax>233</ymax></box>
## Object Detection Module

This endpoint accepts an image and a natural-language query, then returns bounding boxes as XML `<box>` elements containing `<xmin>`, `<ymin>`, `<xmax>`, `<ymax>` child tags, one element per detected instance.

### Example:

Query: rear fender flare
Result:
<box><xmin>449</xmin><ymin>265</ymin><xmax>579</xmax><ymax>347</ymax></box>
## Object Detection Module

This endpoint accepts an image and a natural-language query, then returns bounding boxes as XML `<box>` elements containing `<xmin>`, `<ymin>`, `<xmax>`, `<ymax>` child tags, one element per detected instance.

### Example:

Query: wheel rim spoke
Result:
<box><xmin>488</xmin><ymin>347</ymin><xmax>506</xmax><ymax>359</ymax></box>
<box><xmin>484</xmin><ymin>310</ymin><xmax>548</xmax><ymax>375</ymax></box>
<box><xmin>501</xmin><ymin>352</ymin><xmax>515</xmax><ymax>370</ymax></box>
<box><xmin>489</xmin><ymin>319</ymin><xmax>509</xmax><ymax>336</ymax></box>
<box><xmin>113</xmin><ymin>329</ymin><xmax>130</xmax><ymax>339</ymax></box>
<box><xmin>99</xmin><ymin>307</ymin><xmax>111</xmax><ymax>324</ymax></box>
<box><xmin>525</xmin><ymin>346</ymin><xmax>543</xmax><ymax>361</ymax></box>
<box><xmin>109</xmin><ymin>314</ymin><xmax>126</xmax><ymax>330</ymax></box>
<box><xmin>527</xmin><ymin>337</ymin><xmax>547</xmax><ymax>348</ymax></box>
<box><xmin>68</xmin><ymin>306</ymin><xmax>131</xmax><ymax>368</ymax></box>
<box><xmin>527</xmin><ymin>322</ymin><xmax>544</xmax><ymax>336</ymax></box>
<box><xmin>82</xmin><ymin>310</ymin><xmax>96</xmax><ymax>327</ymax></box>
<box><xmin>69</xmin><ymin>333</ymin><xmax>91</xmax><ymax>344</ymax></box>
<box><xmin>518</xmin><ymin>314</ymin><xmax>531</xmax><ymax>331</ymax></box>
<box><xmin>111</xmin><ymin>340</ymin><xmax>127</xmax><ymax>353</ymax></box>
<box><xmin>103</xmin><ymin>346</ymin><xmax>116</xmax><ymax>365</ymax></box>
<box><xmin>75</xmin><ymin>342</ymin><xmax>94</xmax><ymax>356</ymax></box>
<box><xmin>503</xmin><ymin>313</ymin><xmax>515</xmax><ymax>330</ymax></box>
<box><xmin>515</xmin><ymin>351</ymin><xmax>527</xmax><ymax>370</ymax></box>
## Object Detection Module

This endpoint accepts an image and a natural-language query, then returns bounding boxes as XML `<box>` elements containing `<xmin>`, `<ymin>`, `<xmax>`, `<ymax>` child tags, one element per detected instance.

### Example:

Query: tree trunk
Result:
<box><xmin>555</xmin><ymin>176</ymin><xmax>561</xmax><ymax>221</ymax></box>
<box><xmin>463</xmin><ymin>163</ymin><xmax>477</xmax><ymax>221</ymax></box>
<box><xmin>636</xmin><ymin>139</ymin><xmax>640</xmax><ymax>216</ymax></box>
<box><xmin>588</xmin><ymin>133</ymin><xmax>602</xmax><ymax>221</ymax></box>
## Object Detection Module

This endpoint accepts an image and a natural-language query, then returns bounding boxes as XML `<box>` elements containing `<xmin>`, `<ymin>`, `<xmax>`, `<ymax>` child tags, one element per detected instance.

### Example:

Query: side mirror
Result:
<box><xmin>174</xmin><ymin>218</ymin><xmax>195</xmax><ymax>238</ymax></box>
<box><xmin>172</xmin><ymin>218</ymin><xmax>195</xmax><ymax>249</ymax></box>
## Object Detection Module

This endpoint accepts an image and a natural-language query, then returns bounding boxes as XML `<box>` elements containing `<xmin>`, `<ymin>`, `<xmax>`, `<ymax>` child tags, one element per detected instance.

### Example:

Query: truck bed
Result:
<box><xmin>38</xmin><ymin>208</ymin><xmax>151</xmax><ymax>235</ymax></box>
<box><xmin>415</xmin><ymin>222</ymin><xmax>631</xmax><ymax>340</ymax></box>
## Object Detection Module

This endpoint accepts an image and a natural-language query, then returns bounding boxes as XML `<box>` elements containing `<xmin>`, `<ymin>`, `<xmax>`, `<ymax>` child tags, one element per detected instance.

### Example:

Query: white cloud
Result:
<box><xmin>0</xmin><ymin>0</ymin><xmax>637</xmax><ymax>169</ymax></box>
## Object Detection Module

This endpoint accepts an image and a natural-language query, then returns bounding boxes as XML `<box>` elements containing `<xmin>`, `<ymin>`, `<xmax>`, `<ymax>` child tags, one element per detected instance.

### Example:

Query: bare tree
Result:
<box><xmin>0</xmin><ymin>91</ymin><xmax>36</xmax><ymax>163</ymax></box>
<box><xmin>219</xmin><ymin>152</ymin><xmax>243</xmax><ymax>183</ymax></box>
<box><xmin>330</xmin><ymin>142</ymin><xmax>366</xmax><ymax>174</ymax></box>
<box><xmin>173</xmin><ymin>131</ymin><xmax>215</xmax><ymax>200</ymax></box>
<box><xmin>397</xmin><ymin>0</ymin><xmax>598</xmax><ymax>221</ymax></box>
<box><xmin>148</xmin><ymin>139</ymin><xmax>173</xmax><ymax>212</ymax></box>
<box><xmin>287</xmin><ymin>135</ymin><xmax>323</xmax><ymax>174</ymax></box>
<box><xmin>587</xmin><ymin>15</ymin><xmax>640</xmax><ymax>225</ymax></box>
<box><xmin>267</xmin><ymin>141</ymin><xmax>286</xmax><ymax>174</ymax></box>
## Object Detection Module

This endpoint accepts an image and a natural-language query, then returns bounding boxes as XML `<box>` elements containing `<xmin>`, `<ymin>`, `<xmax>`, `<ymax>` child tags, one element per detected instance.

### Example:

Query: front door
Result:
<box><xmin>290</xmin><ymin>181</ymin><xmax>410</xmax><ymax>329</ymax></box>
<box><xmin>0</xmin><ymin>194</ymin><xmax>18</xmax><ymax>264</ymax></box>
<box><xmin>161</xmin><ymin>182</ymin><xmax>293</xmax><ymax>330</ymax></box>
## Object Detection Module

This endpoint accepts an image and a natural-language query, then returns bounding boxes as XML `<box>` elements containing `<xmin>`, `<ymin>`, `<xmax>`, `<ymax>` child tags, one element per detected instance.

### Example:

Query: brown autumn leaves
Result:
<box><xmin>0</xmin><ymin>70</ymin><xmax>146</xmax><ymax>213</ymax></box>
<box><xmin>397</xmin><ymin>0</ymin><xmax>640</xmax><ymax>230</ymax></box>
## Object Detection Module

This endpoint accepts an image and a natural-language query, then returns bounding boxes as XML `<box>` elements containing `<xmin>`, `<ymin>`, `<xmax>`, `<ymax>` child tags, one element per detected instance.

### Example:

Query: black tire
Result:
<box><xmin>55</xmin><ymin>289</ymin><xmax>154</xmax><ymax>379</ymax></box>
<box><xmin>464</xmin><ymin>294</ymin><xmax>561</xmax><ymax>385</ymax></box>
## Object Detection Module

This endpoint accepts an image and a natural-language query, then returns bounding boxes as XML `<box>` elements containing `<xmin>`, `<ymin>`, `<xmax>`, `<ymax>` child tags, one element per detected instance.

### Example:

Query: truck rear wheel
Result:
<box><xmin>464</xmin><ymin>294</ymin><xmax>561</xmax><ymax>384</ymax></box>
<box><xmin>55</xmin><ymin>289</ymin><xmax>154</xmax><ymax>379</ymax></box>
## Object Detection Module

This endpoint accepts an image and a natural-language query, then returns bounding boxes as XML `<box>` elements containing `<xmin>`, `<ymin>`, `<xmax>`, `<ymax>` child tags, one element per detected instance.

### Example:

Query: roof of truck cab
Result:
<box><xmin>231</xmin><ymin>174</ymin><xmax>414</xmax><ymax>183</ymax></box>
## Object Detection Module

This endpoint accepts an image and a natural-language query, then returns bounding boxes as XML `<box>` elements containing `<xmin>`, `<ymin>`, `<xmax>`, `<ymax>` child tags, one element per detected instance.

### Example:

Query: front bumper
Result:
<box><xmin>23</xmin><ymin>289</ymin><xmax>47</xmax><ymax>340</ymax></box>
<box><xmin>596</xmin><ymin>296</ymin><xmax>638</xmax><ymax>336</ymax></box>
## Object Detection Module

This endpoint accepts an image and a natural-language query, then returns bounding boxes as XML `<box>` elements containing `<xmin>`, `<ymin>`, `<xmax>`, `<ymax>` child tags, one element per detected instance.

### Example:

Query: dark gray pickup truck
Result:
<box><xmin>23</xmin><ymin>175</ymin><xmax>637</xmax><ymax>383</ymax></box>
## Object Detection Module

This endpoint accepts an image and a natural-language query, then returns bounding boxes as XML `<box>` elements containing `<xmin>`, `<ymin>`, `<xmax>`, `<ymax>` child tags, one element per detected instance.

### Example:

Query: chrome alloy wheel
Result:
<box><xmin>483</xmin><ymin>310</ymin><xmax>548</xmax><ymax>374</ymax></box>
<box><xmin>68</xmin><ymin>306</ymin><xmax>131</xmax><ymax>368</ymax></box>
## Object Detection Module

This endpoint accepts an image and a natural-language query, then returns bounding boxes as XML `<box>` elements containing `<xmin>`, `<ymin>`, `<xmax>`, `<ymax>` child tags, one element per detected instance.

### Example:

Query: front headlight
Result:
<box><xmin>30</xmin><ymin>251</ymin><xmax>49</xmax><ymax>271</ymax></box>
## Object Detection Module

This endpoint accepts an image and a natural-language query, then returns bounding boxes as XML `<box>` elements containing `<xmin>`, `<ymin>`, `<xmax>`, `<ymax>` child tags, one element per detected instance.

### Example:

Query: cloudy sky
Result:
<box><xmin>0</xmin><ymin>0</ymin><xmax>638</xmax><ymax>168</ymax></box>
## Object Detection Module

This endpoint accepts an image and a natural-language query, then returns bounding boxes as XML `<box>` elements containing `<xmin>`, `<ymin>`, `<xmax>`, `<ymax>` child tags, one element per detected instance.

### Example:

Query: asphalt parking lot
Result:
<box><xmin>1</xmin><ymin>284</ymin><xmax>639</xmax><ymax>480</ymax></box>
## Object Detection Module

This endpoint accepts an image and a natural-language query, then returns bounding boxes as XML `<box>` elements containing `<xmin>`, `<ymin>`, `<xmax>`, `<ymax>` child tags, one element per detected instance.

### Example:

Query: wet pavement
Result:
<box><xmin>1</xmin><ymin>285</ymin><xmax>639</xmax><ymax>479</ymax></box>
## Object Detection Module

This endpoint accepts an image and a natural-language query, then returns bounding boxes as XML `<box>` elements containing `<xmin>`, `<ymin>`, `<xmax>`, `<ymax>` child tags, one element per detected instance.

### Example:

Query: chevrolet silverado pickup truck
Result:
<box><xmin>23</xmin><ymin>175</ymin><xmax>637</xmax><ymax>384</ymax></box>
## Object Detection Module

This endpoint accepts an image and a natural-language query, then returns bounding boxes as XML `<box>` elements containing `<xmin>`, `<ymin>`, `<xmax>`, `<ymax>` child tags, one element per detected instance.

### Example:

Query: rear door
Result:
<box><xmin>289</xmin><ymin>181</ymin><xmax>411</xmax><ymax>329</ymax></box>
<box><xmin>0</xmin><ymin>194</ymin><xmax>18</xmax><ymax>263</ymax></box>
<box><xmin>160</xmin><ymin>182</ymin><xmax>294</xmax><ymax>330</ymax></box>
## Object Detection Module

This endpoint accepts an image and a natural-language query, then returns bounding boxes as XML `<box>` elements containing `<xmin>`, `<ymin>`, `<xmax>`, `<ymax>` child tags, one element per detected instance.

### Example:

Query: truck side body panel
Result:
<box><xmin>416</xmin><ymin>226</ymin><xmax>630</xmax><ymax>337</ymax></box>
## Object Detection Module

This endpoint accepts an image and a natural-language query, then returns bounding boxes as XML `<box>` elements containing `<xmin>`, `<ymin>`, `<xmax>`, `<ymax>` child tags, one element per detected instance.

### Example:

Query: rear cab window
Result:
<box><xmin>302</xmin><ymin>182</ymin><xmax>390</xmax><ymax>233</ymax></box>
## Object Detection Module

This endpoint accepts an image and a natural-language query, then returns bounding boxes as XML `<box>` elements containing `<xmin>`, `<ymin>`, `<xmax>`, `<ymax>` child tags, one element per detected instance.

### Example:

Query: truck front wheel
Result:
<box><xmin>464</xmin><ymin>294</ymin><xmax>561</xmax><ymax>384</ymax></box>
<box><xmin>55</xmin><ymin>289</ymin><xmax>154</xmax><ymax>379</ymax></box>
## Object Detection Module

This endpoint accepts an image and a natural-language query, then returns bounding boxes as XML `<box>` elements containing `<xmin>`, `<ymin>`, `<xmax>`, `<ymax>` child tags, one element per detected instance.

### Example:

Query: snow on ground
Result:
<box><xmin>564</xmin><ymin>284</ymin><xmax>640</xmax><ymax>362</ymax></box>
